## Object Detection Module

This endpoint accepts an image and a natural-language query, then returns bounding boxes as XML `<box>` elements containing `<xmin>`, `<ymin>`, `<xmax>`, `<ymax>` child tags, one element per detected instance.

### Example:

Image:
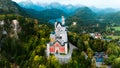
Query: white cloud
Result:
<box><xmin>12</xmin><ymin>0</ymin><xmax>120</xmax><ymax>8</ymax></box>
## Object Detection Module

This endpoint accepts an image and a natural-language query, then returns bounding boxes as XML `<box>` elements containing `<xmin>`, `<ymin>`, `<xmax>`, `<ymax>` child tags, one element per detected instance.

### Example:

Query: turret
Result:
<box><xmin>62</xmin><ymin>16</ymin><xmax>65</xmax><ymax>25</ymax></box>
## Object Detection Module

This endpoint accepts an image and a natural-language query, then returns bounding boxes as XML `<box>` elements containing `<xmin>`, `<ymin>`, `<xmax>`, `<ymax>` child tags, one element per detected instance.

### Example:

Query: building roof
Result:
<box><xmin>56</xmin><ymin>22</ymin><xmax>64</xmax><ymax>27</ymax></box>
<box><xmin>51</xmin><ymin>31</ymin><xmax>55</xmax><ymax>34</ymax></box>
<box><xmin>50</xmin><ymin>40</ymin><xmax>67</xmax><ymax>46</ymax></box>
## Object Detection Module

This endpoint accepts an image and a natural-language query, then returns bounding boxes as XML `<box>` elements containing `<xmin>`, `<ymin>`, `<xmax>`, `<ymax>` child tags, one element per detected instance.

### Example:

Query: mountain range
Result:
<box><xmin>0</xmin><ymin>0</ymin><xmax>67</xmax><ymax>21</ymax></box>
<box><xmin>18</xmin><ymin>1</ymin><xmax>81</xmax><ymax>14</ymax></box>
<box><xmin>1</xmin><ymin>0</ymin><xmax>120</xmax><ymax>25</ymax></box>
<box><xmin>18</xmin><ymin>0</ymin><xmax>119</xmax><ymax>14</ymax></box>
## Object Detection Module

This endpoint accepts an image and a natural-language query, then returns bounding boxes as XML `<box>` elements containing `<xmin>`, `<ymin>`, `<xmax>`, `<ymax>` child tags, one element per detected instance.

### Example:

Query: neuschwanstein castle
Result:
<box><xmin>46</xmin><ymin>16</ymin><xmax>68</xmax><ymax>55</ymax></box>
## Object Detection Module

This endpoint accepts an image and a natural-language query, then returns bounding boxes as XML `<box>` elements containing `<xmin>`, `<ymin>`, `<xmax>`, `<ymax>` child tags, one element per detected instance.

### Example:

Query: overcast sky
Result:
<box><xmin>12</xmin><ymin>0</ymin><xmax>120</xmax><ymax>9</ymax></box>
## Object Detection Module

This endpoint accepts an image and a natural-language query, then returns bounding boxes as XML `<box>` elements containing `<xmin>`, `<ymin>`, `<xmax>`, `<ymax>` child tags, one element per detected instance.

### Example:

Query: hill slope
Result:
<box><xmin>0</xmin><ymin>0</ymin><xmax>26</xmax><ymax>15</ymax></box>
<box><xmin>66</xmin><ymin>7</ymin><xmax>97</xmax><ymax>25</ymax></box>
<box><xmin>39</xmin><ymin>8</ymin><xmax>67</xmax><ymax>20</ymax></box>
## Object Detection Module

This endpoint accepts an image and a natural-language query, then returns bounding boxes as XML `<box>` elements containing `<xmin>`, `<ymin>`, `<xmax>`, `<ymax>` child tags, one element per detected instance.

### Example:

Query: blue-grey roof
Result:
<box><xmin>51</xmin><ymin>31</ymin><xmax>55</xmax><ymax>34</ymax></box>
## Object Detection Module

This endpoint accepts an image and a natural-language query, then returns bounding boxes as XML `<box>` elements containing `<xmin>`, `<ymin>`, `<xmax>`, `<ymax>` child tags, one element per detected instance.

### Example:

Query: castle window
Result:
<box><xmin>56</xmin><ymin>36</ymin><xmax>62</xmax><ymax>39</ymax></box>
<box><xmin>60</xmin><ymin>36</ymin><xmax>62</xmax><ymax>39</ymax></box>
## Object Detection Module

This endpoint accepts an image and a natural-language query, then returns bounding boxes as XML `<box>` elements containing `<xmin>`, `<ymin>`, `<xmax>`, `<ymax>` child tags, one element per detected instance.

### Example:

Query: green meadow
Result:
<box><xmin>106</xmin><ymin>35</ymin><xmax>120</xmax><ymax>39</ymax></box>
<box><xmin>112</xmin><ymin>27</ymin><xmax>120</xmax><ymax>31</ymax></box>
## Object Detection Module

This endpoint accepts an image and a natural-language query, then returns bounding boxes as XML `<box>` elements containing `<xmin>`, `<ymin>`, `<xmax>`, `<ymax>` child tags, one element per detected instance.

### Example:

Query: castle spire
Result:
<box><xmin>62</xmin><ymin>16</ymin><xmax>65</xmax><ymax>25</ymax></box>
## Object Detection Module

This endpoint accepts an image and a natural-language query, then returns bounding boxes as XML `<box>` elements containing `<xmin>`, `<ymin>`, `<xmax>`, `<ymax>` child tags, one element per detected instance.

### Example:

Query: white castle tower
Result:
<box><xmin>62</xmin><ymin>16</ymin><xmax>65</xmax><ymax>25</ymax></box>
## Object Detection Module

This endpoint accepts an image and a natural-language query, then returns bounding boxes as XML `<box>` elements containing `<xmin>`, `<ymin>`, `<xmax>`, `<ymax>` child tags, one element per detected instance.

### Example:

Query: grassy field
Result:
<box><xmin>112</xmin><ymin>27</ymin><xmax>120</xmax><ymax>31</ymax></box>
<box><xmin>106</xmin><ymin>35</ymin><xmax>120</xmax><ymax>39</ymax></box>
